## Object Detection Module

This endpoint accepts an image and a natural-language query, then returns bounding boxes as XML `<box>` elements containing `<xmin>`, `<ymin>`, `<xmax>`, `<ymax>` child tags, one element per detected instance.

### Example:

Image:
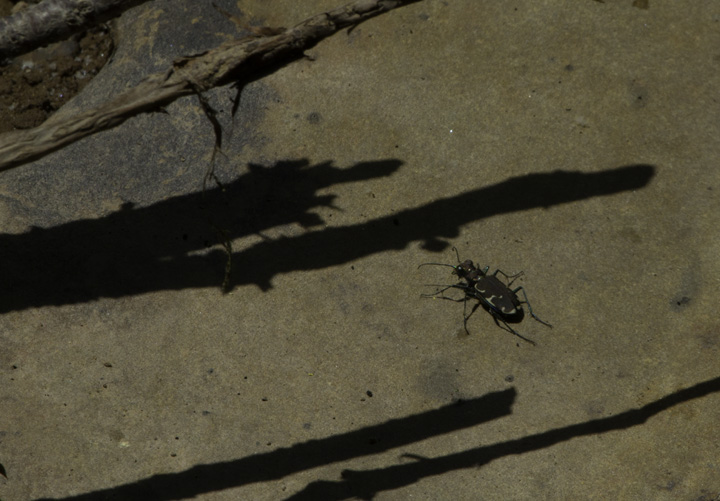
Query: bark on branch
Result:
<box><xmin>0</xmin><ymin>0</ymin><xmax>420</xmax><ymax>172</ymax></box>
<box><xmin>0</xmin><ymin>0</ymin><xmax>151</xmax><ymax>61</ymax></box>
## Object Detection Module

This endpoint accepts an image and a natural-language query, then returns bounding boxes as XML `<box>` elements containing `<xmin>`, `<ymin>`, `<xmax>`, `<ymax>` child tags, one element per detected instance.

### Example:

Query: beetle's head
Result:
<box><xmin>453</xmin><ymin>260</ymin><xmax>476</xmax><ymax>278</ymax></box>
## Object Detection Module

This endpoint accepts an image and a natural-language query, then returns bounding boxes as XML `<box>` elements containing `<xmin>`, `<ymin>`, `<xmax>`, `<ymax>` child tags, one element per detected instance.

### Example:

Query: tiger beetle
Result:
<box><xmin>418</xmin><ymin>247</ymin><xmax>552</xmax><ymax>345</ymax></box>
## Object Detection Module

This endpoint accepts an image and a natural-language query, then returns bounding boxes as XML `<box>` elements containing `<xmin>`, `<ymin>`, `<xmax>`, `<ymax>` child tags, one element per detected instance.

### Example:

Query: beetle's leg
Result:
<box><xmin>420</xmin><ymin>284</ymin><xmax>455</xmax><ymax>297</ymax></box>
<box><xmin>493</xmin><ymin>269</ymin><xmax>525</xmax><ymax>286</ymax></box>
<box><xmin>513</xmin><ymin>286</ymin><xmax>553</xmax><ymax>328</ymax></box>
<box><xmin>425</xmin><ymin>294</ymin><xmax>466</xmax><ymax>303</ymax></box>
<box><xmin>491</xmin><ymin>316</ymin><xmax>537</xmax><ymax>345</ymax></box>
<box><xmin>462</xmin><ymin>298</ymin><xmax>481</xmax><ymax>334</ymax></box>
<box><xmin>421</xmin><ymin>283</ymin><xmax>467</xmax><ymax>299</ymax></box>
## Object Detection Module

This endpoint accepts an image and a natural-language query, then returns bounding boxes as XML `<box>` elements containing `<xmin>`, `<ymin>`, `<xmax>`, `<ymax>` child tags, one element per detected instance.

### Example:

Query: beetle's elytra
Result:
<box><xmin>419</xmin><ymin>248</ymin><xmax>552</xmax><ymax>345</ymax></box>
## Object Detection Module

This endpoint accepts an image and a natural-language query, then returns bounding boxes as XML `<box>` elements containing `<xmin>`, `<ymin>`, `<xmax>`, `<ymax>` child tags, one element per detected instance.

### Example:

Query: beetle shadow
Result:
<box><xmin>0</xmin><ymin>162</ymin><xmax>655</xmax><ymax>312</ymax></box>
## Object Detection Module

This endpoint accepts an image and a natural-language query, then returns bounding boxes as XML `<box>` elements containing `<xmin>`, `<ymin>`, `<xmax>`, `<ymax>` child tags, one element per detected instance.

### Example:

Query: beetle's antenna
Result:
<box><xmin>451</xmin><ymin>246</ymin><xmax>461</xmax><ymax>263</ymax></box>
<box><xmin>418</xmin><ymin>263</ymin><xmax>458</xmax><ymax>270</ymax></box>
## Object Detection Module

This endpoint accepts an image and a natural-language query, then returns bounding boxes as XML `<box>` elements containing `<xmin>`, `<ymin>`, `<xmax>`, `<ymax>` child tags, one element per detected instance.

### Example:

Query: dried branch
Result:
<box><xmin>0</xmin><ymin>0</ymin><xmax>420</xmax><ymax>172</ymax></box>
<box><xmin>0</xmin><ymin>0</ymin><xmax>151</xmax><ymax>61</ymax></box>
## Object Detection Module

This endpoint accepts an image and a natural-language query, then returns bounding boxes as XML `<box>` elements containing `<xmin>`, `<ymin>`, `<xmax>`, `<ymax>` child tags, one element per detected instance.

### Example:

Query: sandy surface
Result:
<box><xmin>0</xmin><ymin>1</ymin><xmax>719</xmax><ymax>499</ymax></box>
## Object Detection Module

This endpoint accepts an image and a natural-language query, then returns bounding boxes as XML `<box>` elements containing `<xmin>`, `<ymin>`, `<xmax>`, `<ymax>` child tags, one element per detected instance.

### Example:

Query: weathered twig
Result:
<box><xmin>0</xmin><ymin>0</ymin><xmax>151</xmax><ymax>61</ymax></box>
<box><xmin>0</xmin><ymin>0</ymin><xmax>420</xmax><ymax>172</ymax></box>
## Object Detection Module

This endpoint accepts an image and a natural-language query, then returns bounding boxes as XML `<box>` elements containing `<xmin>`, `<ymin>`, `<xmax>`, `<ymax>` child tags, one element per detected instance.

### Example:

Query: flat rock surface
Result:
<box><xmin>1</xmin><ymin>1</ymin><xmax>719</xmax><ymax>499</ymax></box>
